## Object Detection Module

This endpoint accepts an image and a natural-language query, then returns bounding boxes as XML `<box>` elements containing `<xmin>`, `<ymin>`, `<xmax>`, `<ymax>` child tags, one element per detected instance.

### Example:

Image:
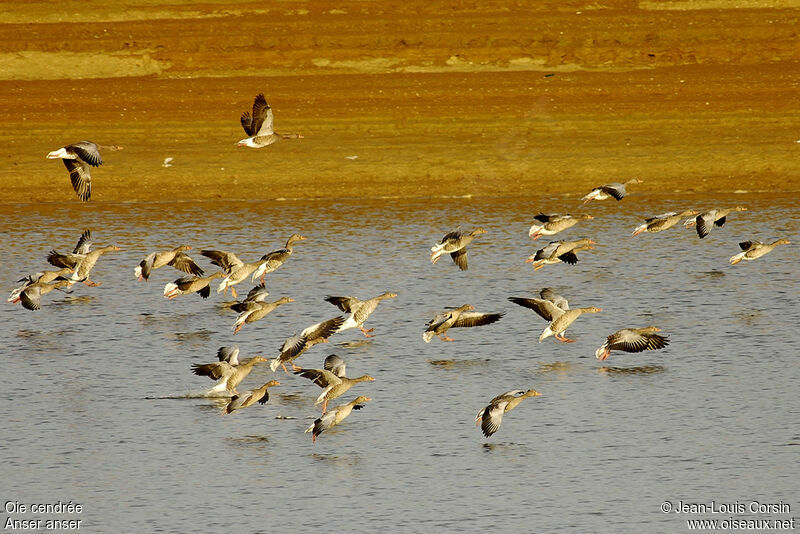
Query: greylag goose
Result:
<box><xmin>191</xmin><ymin>354</ymin><xmax>268</xmax><ymax>395</ymax></box>
<box><xmin>134</xmin><ymin>245</ymin><xmax>204</xmax><ymax>281</ymax></box>
<box><xmin>581</xmin><ymin>178</ymin><xmax>642</xmax><ymax>204</ymax></box>
<box><xmin>220</xmin><ymin>285</ymin><xmax>270</xmax><ymax>310</ymax></box>
<box><xmin>8</xmin><ymin>268</ymin><xmax>73</xmax><ymax>302</ymax></box>
<box><xmin>529</xmin><ymin>214</ymin><xmax>593</xmax><ymax>240</ymax></box>
<box><xmin>632</xmin><ymin>209</ymin><xmax>699</xmax><ymax>236</ymax></box>
<box><xmin>325</xmin><ymin>292</ymin><xmax>398</xmax><ymax>337</ymax></box>
<box><xmin>236</xmin><ymin>93</ymin><xmax>303</xmax><ymax>148</ymax></box>
<box><xmin>526</xmin><ymin>239</ymin><xmax>595</xmax><ymax>270</ymax></box>
<box><xmin>256</xmin><ymin>234</ymin><xmax>307</xmax><ymax>284</ymax></box>
<box><xmin>47</xmin><ymin>141</ymin><xmax>122</xmax><ymax>201</ymax></box>
<box><xmin>423</xmin><ymin>304</ymin><xmax>503</xmax><ymax>342</ymax></box>
<box><xmin>70</xmin><ymin>245</ymin><xmax>121</xmax><ymax>287</ymax></box>
<box><xmin>200</xmin><ymin>249</ymin><xmax>243</xmax><ymax>273</ymax></box>
<box><xmin>222</xmin><ymin>380</ymin><xmax>280</xmax><ymax>415</ymax></box>
<box><xmin>595</xmin><ymin>327</ymin><xmax>669</xmax><ymax>360</ymax></box>
<box><xmin>46</xmin><ymin>230</ymin><xmax>92</xmax><ymax>270</ymax></box>
<box><xmin>163</xmin><ymin>272</ymin><xmax>225</xmax><ymax>299</ymax></box>
<box><xmin>684</xmin><ymin>207</ymin><xmax>748</xmax><ymax>239</ymax></box>
<box><xmin>539</xmin><ymin>306</ymin><xmax>602</xmax><ymax>343</ymax></box>
<box><xmin>430</xmin><ymin>228</ymin><xmax>487</xmax><ymax>270</ymax></box>
<box><xmin>12</xmin><ymin>278</ymin><xmax>74</xmax><ymax>310</ymax></box>
<box><xmin>231</xmin><ymin>296</ymin><xmax>294</xmax><ymax>334</ymax></box>
<box><xmin>270</xmin><ymin>316</ymin><xmax>346</xmax><ymax>372</ymax></box>
<box><xmin>305</xmin><ymin>396</ymin><xmax>371</xmax><ymax>443</ymax></box>
<box><xmin>475</xmin><ymin>389</ymin><xmax>542</xmax><ymax>438</ymax></box>
<box><xmin>730</xmin><ymin>238</ymin><xmax>790</xmax><ymax>265</ymax></box>
<box><xmin>508</xmin><ymin>288</ymin><xmax>570</xmax><ymax>324</ymax></box>
<box><xmin>215</xmin><ymin>255</ymin><xmax>275</xmax><ymax>298</ymax></box>
<box><xmin>293</xmin><ymin>361</ymin><xmax>374</xmax><ymax>413</ymax></box>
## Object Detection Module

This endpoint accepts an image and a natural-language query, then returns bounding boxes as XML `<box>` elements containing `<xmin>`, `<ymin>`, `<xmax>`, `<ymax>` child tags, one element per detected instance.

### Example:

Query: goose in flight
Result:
<box><xmin>236</xmin><ymin>93</ymin><xmax>303</xmax><ymax>148</ymax></box>
<box><xmin>684</xmin><ymin>207</ymin><xmax>748</xmax><ymax>239</ymax></box>
<box><xmin>632</xmin><ymin>209</ymin><xmax>699</xmax><ymax>236</ymax></box>
<box><xmin>595</xmin><ymin>327</ymin><xmax>669</xmax><ymax>360</ymax></box>
<box><xmin>476</xmin><ymin>389</ymin><xmax>542</xmax><ymax>438</ymax></box>
<box><xmin>581</xmin><ymin>179</ymin><xmax>642</xmax><ymax>204</ymax></box>
<box><xmin>324</xmin><ymin>292</ymin><xmax>398</xmax><ymax>337</ymax></box>
<box><xmin>305</xmin><ymin>396</ymin><xmax>372</xmax><ymax>443</ymax></box>
<box><xmin>730</xmin><ymin>238</ymin><xmax>790</xmax><ymax>265</ymax></box>
<box><xmin>47</xmin><ymin>141</ymin><xmax>122</xmax><ymax>201</ymax></box>
<box><xmin>430</xmin><ymin>228</ymin><xmax>487</xmax><ymax>270</ymax></box>
<box><xmin>529</xmin><ymin>214</ymin><xmax>593</xmax><ymax>240</ymax></box>
<box><xmin>134</xmin><ymin>245</ymin><xmax>204</xmax><ymax>281</ymax></box>
<box><xmin>423</xmin><ymin>304</ymin><xmax>503</xmax><ymax>342</ymax></box>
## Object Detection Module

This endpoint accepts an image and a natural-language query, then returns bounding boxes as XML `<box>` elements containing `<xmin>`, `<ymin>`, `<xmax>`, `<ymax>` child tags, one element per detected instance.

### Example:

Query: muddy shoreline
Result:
<box><xmin>2</xmin><ymin>2</ymin><xmax>799</xmax><ymax>203</ymax></box>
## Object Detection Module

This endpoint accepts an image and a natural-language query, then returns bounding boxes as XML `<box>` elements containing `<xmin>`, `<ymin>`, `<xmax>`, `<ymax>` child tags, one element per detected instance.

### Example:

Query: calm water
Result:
<box><xmin>0</xmin><ymin>194</ymin><xmax>798</xmax><ymax>533</ymax></box>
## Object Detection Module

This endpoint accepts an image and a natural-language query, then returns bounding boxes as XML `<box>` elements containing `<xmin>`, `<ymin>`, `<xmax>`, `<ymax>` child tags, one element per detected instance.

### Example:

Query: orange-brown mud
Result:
<box><xmin>2</xmin><ymin>1</ymin><xmax>799</xmax><ymax>203</ymax></box>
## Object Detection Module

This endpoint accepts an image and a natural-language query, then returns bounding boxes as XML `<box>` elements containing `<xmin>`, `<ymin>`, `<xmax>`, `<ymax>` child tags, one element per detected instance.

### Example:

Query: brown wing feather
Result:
<box><xmin>450</xmin><ymin>248</ymin><xmax>468</xmax><ymax>270</ymax></box>
<box><xmin>452</xmin><ymin>311</ymin><xmax>503</xmax><ymax>328</ymax></box>
<box><xmin>63</xmin><ymin>159</ymin><xmax>91</xmax><ymax>201</ymax></box>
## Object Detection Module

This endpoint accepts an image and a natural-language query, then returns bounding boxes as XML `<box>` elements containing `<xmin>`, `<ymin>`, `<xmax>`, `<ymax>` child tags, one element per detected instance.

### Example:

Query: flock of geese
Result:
<box><xmin>18</xmin><ymin>94</ymin><xmax>792</xmax><ymax>441</ymax></box>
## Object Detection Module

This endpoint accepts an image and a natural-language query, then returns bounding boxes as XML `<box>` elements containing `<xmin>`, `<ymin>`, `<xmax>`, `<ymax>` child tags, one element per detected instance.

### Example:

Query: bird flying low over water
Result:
<box><xmin>430</xmin><ymin>228</ymin><xmax>487</xmax><ymax>270</ymax></box>
<box><xmin>271</xmin><ymin>317</ymin><xmax>346</xmax><ymax>372</ymax></box>
<box><xmin>529</xmin><ymin>214</ymin><xmax>593</xmax><ymax>240</ymax></box>
<box><xmin>305</xmin><ymin>396</ymin><xmax>372</xmax><ymax>443</ymax></box>
<box><xmin>325</xmin><ymin>292</ymin><xmax>398</xmax><ymax>338</ymax></box>
<box><xmin>293</xmin><ymin>357</ymin><xmax>375</xmax><ymax>414</ymax></box>
<box><xmin>476</xmin><ymin>389</ymin><xmax>541</xmax><ymax>438</ymax></box>
<box><xmin>423</xmin><ymin>304</ymin><xmax>503</xmax><ymax>343</ymax></box>
<box><xmin>581</xmin><ymin>179</ymin><xmax>642</xmax><ymax>204</ymax></box>
<box><xmin>632</xmin><ymin>209</ymin><xmax>699</xmax><ymax>236</ymax></box>
<box><xmin>684</xmin><ymin>207</ymin><xmax>748</xmax><ymax>239</ymax></box>
<box><xmin>163</xmin><ymin>272</ymin><xmax>225</xmax><ymax>299</ymax></box>
<box><xmin>595</xmin><ymin>327</ymin><xmax>669</xmax><ymax>360</ymax></box>
<box><xmin>134</xmin><ymin>245</ymin><xmax>204</xmax><ymax>281</ymax></box>
<box><xmin>47</xmin><ymin>141</ymin><xmax>122</xmax><ymax>201</ymax></box>
<box><xmin>222</xmin><ymin>380</ymin><xmax>281</xmax><ymax>415</ymax></box>
<box><xmin>236</xmin><ymin>93</ymin><xmax>303</xmax><ymax>148</ymax></box>
<box><xmin>526</xmin><ymin>239</ymin><xmax>595</xmax><ymax>271</ymax></box>
<box><xmin>729</xmin><ymin>239</ymin><xmax>790</xmax><ymax>265</ymax></box>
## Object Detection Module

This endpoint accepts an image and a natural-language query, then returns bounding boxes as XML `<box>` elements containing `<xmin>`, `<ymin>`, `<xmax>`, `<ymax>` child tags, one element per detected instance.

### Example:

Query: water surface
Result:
<box><xmin>1</xmin><ymin>194</ymin><xmax>797</xmax><ymax>532</ymax></box>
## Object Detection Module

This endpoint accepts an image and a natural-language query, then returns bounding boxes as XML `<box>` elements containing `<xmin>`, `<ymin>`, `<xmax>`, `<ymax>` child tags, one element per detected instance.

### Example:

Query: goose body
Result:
<box><xmin>730</xmin><ymin>238</ymin><xmax>790</xmax><ymax>265</ymax></box>
<box><xmin>529</xmin><ymin>214</ymin><xmax>592</xmax><ymax>240</ymax></box>
<box><xmin>293</xmin><ymin>362</ymin><xmax>374</xmax><ymax>413</ymax></box>
<box><xmin>430</xmin><ymin>228</ymin><xmax>487</xmax><ymax>270</ymax></box>
<box><xmin>270</xmin><ymin>316</ymin><xmax>346</xmax><ymax>372</ymax></box>
<box><xmin>134</xmin><ymin>245</ymin><xmax>203</xmax><ymax>281</ymax></box>
<box><xmin>222</xmin><ymin>380</ymin><xmax>280</xmax><ymax>415</ymax></box>
<box><xmin>191</xmin><ymin>355</ymin><xmax>268</xmax><ymax>395</ymax></box>
<box><xmin>232</xmin><ymin>296</ymin><xmax>294</xmax><ymax>334</ymax></box>
<box><xmin>163</xmin><ymin>271</ymin><xmax>225</xmax><ymax>299</ymax></box>
<box><xmin>539</xmin><ymin>306</ymin><xmax>602</xmax><ymax>343</ymax></box>
<box><xmin>236</xmin><ymin>93</ymin><xmax>303</xmax><ymax>148</ymax></box>
<box><xmin>8</xmin><ymin>268</ymin><xmax>73</xmax><ymax>303</ymax></box>
<box><xmin>423</xmin><ymin>304</ymin><xmax>503</xmax><ymax>343</ymax></box>
<box><xmin>581</xmin><ymin>178</ymin><xmax>641</xmax><ymax>204</ymax></box>
<box><xmin>526</xmin><ymin>239</ymin><xmax>595</xmax><ymax>271</ymax></box>
<box><xmin>508</xmin><ymin>288</ymin><xmax>570</xmax><ymax>325</ymax></box>
<box><xmin>70</xmin><ymin>245</ymin><xmax>121</xmax><ymax>286</ymax></box>
<box><xmin>305</xmin><ymin>396</ymin><xmax>372</xmax><ymax>443</ymax></box>
<box><xmin>632</xmin><ymin>209</ymin><xmax>698</xmax><ymax>236</ymax></box>
<box><xmin>214</xmin><ymin>255</ymin><xmax>273</xmax><ymax>298</ymax></box>
<box><xmin>684</xmin><ymin>206</ymin><xmax>748</xmax><ymax>239</ymax></box>
<box><xmin>47</xmin><ymin>141</ymin><xmax>122</xmax><ymax>201</ymax></box>
<box><xmin>476</xmin><ymin>389</ymin><xmax>541</xmax><ymax>438</ymax></box>
<box><xmin>46</xmin><ymin>230</ymin><xmax>92</xmax><ymax>270</ymax></box>
<box><xmin>595</xmin><ymin>327</ymin><xmax>669</xmax><ymax>360</ymax></box>
<box><xmin>256</xmin><ymin>234</ymin><xmax>307</xmax><ymax>282</ymax></box>
<box><xmin>12</xmin><ymin>278</ymin><xmax>73</xmax><ymax>310</ymax></box>
<box><xmin>325</xmin><ymin>292</ymin><xmax>398</xmax><ymax>337</ymax></box>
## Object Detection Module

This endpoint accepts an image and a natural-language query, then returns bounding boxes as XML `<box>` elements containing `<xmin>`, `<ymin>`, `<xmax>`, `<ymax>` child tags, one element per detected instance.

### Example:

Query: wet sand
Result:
<box><xmin>2</xmin><ymin>1</ymin><xmax>799</xmax><ymax>203</ymax></box>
